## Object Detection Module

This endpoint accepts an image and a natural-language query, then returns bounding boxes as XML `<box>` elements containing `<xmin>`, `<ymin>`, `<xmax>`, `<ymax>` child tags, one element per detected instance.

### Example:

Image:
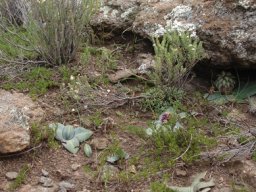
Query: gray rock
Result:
<box><xmin>5</xmin><ymin>172</ymin><xmax>18</xmax><ymax>180</ymax></box>
<box><xmin>219</xmin><ymin>187</ymin><xmax>232</xmax><ymax>192</ymax></box>
<box><xmin>0</xmin><ymin>90</ymin><xmax>44</xmax><ymax>154</ymax></box>
<box><xmin>39</xmin><ymin>176</ymin><xmax>54</xmax><ymax>187</ymax></box>
<box><xmin>19</xmin><ymin>184</ymin><xmax>58</xmax><ymax>192</ymax></box>
<box><xmin>71</xmin><ymin>163</ymin><xmax>81</xmax><ymax>171</ymax></box>
<box><xmin>42</xmin><ymin>169</ymin><xmax>49</xmax><ymax>177</ymax></box>
<box><xmin>58</xmin><ymin>181</ymin><xmax>75</xmax><ymax>190</ymax></box>
<box><xmin>93</xmin><ymin>0</ymin><xmax>256</xmax><ymax>68</ymax></box>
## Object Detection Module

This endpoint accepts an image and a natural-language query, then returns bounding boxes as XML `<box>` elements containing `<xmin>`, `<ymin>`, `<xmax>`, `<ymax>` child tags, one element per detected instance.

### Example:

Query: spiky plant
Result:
<box><xmin>214</xmin><ymin>71</ymin><xmax>236</xmax><ymax>95</ymax></box>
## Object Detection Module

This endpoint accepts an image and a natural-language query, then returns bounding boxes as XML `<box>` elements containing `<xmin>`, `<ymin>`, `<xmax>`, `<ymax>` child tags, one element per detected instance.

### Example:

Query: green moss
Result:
<box><xmin>1</xmin><ymin>67</ymin><xmax>55</xmax><ymax>97</ymax></box>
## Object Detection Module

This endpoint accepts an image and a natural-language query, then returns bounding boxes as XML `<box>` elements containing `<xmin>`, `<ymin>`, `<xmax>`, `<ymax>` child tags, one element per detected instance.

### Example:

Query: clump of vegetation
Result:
<box><xmin>151</xmin><ymin>31</ymin><xmax>204</xmax><ymax>89</ymax></box>
<box><xmin>141</xmin><ymin>31</ymin><xmax>204</xmax><ymax>112</ymax></box>
<box><xmin>30</xmin><ymin>123</ymin><xmax>59</xmax><ymax>148</ymax></box>
<box><xmin>214</xmin><ymin>71</ymin><xmax>236</xmax><ymax>95</ymax></box>
<box><xmin>1</xmin><ymin>67</ymin><xmax>55</xmax><ymax>97</ymax></box>
<box><xmin>0</xmin><ymin>0</ymin><xmax>98</xmax><ymax>66</ymax></box>
<box><xmin>146</xmin><ymin>108</ymin><xmax>216</xmax><ymax>163</ymax></box>
<box><xmin>141</xmin><ymin>87</ymin><xmax>185</xmax><ymax>113</ymax></box>
<box><xmin>9</xmin><ymin>164</ymin><xmax>30</xmax><ymax>191</ymax></box>
<box><xmin>49</xmin><ymin>123</ymin><xmax>93</xmax><ymax>154</ymax></box>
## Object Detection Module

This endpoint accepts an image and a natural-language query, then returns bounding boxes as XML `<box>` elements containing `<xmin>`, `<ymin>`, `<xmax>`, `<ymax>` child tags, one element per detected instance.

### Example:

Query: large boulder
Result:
<box><xmin>93</xmin><ymin>0</ymin><xmax>256</xmax><ymax>68</ymax></box>
<box><xmin>0</xmin><ymin>90</ymin><xmax>44</xmax><ymax>154</ymax></box>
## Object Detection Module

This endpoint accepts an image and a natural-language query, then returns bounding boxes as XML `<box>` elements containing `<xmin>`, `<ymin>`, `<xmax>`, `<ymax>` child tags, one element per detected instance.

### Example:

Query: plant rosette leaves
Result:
<box><xmin>84</xmin><ymin>144</ymin><xmax>93</xmax><ymax>157</ymax></box>
<box><xmin>146</xmin><ymin>107</ymin><xmax>187</xmax><ymax>136</ymax></box>
<box><xmin>106</xmin><ymin>150</ymin><xmax>129</xmax><ymax>164</ymax></box>
<box><xmin>49</xmin><ymin>123</ymin><xmax>93</xmax><ymax>154</ymax></box>
<box><xmin>168</xmin><ymin>172</ymin><xmax>215</xmax><ymax>192</ymax></box>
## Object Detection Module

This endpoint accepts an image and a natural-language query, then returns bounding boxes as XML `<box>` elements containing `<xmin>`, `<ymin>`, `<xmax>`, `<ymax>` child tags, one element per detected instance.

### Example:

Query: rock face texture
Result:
<box><xmin>0</xmin><ymin>90</ymin><xmax>44</xmax><ymax>154</ymax></box>
<box><xmin>93</xmin><ymin>0</ymin><xmax>256</xmax><ymax>68</ymax></box>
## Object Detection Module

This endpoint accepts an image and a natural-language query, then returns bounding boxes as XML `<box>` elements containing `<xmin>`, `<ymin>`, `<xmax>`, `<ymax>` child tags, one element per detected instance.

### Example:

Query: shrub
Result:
<box><xmin>0</xmin><ymin>0</ymin><xmax>98</xmax><ymax>66</ymax></box>
<box><xmin>151</xmin><ymin>31</ymin><xmax>204</xmax><ymax>88</ymax></box>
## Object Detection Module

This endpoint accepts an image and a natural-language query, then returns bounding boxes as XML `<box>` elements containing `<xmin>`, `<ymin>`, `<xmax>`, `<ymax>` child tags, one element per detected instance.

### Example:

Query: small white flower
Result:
<box><xmin>107</xmin><ymin>89</ymin><xmax>111</xmax><ymax>93</ymax></box>
<box><xmin>71</xmin><ymin>108</ymin><xmax>75</xmax><ymax>112</ymax></box>
<box><xmin>70</xmin><ymin>75</ymin><xmax>75</xmax><ymax>81</ymax></box>
<box><xmin>74</xmin><ymin>89</ymin><xmax>79</xmax><ymax>94</ymax></box>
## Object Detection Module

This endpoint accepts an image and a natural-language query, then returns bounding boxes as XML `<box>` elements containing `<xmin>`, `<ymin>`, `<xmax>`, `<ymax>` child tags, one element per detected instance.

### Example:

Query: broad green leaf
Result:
<box><xmin>234</xmin><ymin>82</ymin><xmax>256</xmax><ymax>100</ymax></box>
<box><xmin>74</xmin><ymin>127</ymin><xmax>93</xmax><ymax>142</ymax></box>
<box><xmin>55</xmin><ymin>123</ymin><xmax>65</xmax><ymax>141</ymax></box>
<box><xmin>84</xmin><ymin>144</ymin><xmax>92</xmax><ymax>157</ymax></box>
<box><xmin>62</xmin><ymin>138</ymin><xmax>80</xmax><ymax>154</ymax></box>
<box><xmin>62</xmin><ymin>125</ymin><xmax>75</xmax><ymax>140</ymax></box>
<box><xmin>107</xmin><ymin>155</ymin><xmax>120</xmax><ymax>163</ymax></box>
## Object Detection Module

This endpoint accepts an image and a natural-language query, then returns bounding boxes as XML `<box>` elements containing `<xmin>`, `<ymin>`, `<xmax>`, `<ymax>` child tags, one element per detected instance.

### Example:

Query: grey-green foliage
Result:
<box><xmin>28</xmin><ymin>0</ymin><xmax>98</xmax><ymax>65</ymax></box>
<box><xmin>152</xmin><ymin>31</ymin><xmax>204</xmax><ymax>88</ymax></box>
<box><xmin>50</xmin><ymin>123</ymin><xmax>93</xmax><ymax>154</ymax></box>
<box><xmin>84</xmin><ymin>143</ymin><xmax>92</xmax><ymax>157</ymax></box>
<box><xmin>168</xmin><ymin>172</ymin><xmax>215</xmax><ymax>192</ymax></box>
<box><xmin>0</xmin><ymin>0</ymin><xmax>98</xmax><ymax>66</ymax></box>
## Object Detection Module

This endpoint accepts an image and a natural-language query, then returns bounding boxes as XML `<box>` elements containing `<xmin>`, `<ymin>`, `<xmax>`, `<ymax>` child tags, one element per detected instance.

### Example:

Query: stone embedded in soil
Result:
<box><xmin>39</xmin><ymin>176</ymin><xmax>54</xmax><ymax>187</ymax></box>
<box><xmin>0</xmin><ymin>90</ymin><xmax>44</xmax><ymax>154</ymax></box>
<box><xmin>127</xmin><ymin>165</ymin><xmax>137</xmax><ymax>174</ymax></box>
<box><xmin>19</xmin><ymin>184</ymin><xmax>58</xmax><ymax>192</ymax></box>
<box><xmin>71</xmin><ymin>163</ymin><xmax>81</xmax><ymax>171</ymax></box>
<box><xmin>5</xmin><ymin>172</ymin><xmax>18</xmax><ymax>180</ymax></box>
<box><xmin>41</xmin><ymin>169</ymin><xmax>49</xmax><ymax>177</ymax></box>
<box><xmin>91</xmin><ymin>138</ymin><xmax>109</xmax><ymax>150</ymax></box>
<box><xmin>175</xmin><ymin>169</ymin><xmax>187</xmax><ymax>177</ymax></box>
<box><xmin>219</xmin><ymin>187</ymin><xmax>233</xmax><ymax>192</ymax></box>
<box><xmin>58</xmin><ymin>181</ymin><xmax>75</xmax><ymax>191</ymax></box>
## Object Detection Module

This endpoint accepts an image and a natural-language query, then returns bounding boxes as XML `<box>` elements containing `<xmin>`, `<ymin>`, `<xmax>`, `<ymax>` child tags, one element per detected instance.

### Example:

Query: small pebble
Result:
<box><xmin>39</xmin><ymin>176</ymin><xmax>54</xmax><ymax>187</ymax></box>
<box><xmin>41</xmin><ymin>169</ymin><xmax>49</xmax><ymax>177</ymax></box>
<box><xmin>5</xmin><ymin>172</ymin><xmax>18</xmax><ymax>180</ymax></box>
<box><xmin>71</xmin><ymin>163</ymin><xmax>81</xmax><ymax>171</ymax></box>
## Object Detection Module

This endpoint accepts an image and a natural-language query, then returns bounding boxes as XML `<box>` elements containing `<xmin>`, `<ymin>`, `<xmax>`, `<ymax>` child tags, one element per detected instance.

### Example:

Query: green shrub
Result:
<box><xmin>148</xmin><ymin>115</ymin><xmax>215</xmax><ymax>163</ymax></box>
<box><xmin>151</xmin><ymin>31</ymin><xmax>204</xmax><ymax>88</ymax></box>
<box><xmin>0</xmin><ymin>0</ymin><xmax>98</xmax><ymax>65</ymax></box>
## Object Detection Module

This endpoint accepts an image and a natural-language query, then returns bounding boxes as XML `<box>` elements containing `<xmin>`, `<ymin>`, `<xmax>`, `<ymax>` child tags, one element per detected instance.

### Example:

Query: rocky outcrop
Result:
<box><xmin>93</xmin><ymin>0</ymin><xmax>256</xmax><ymax>68</ymax></box>
<box><xmin>0</xmin><ymin>90</ymin><xmax>44</xmax><ymax>154</ymax></box>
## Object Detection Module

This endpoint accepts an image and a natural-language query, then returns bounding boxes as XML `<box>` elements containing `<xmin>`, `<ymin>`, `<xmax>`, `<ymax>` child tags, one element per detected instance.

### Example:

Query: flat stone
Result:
<box><xmin>219</xmin><ymin>187</ymin><xmax>232</xmax><ymax>192</ymax></box>
<box><xmin>175</xmin><ymin>169</ymin><xmax>187</xmax><ymax>177</ymax></box>
<box><xmin>71</xmin><ymin>163</ymin><xmax>81</xmax><ymax>171</ymax></box>
<box><xmin>19</xmin><ymin>184</ymin><xmax>58</xmax><ymax>192</ymax></box>
<box><xmin>0</xmin><ymin>90</ymin><xmax>44</xmax><ymax>154</ymax></box>
<box><xmin>58</xmin><ymin>181</ymin><xmax>75</xmax><ymax>190</ymax></box>
<box><xmin>5</xmin><ymin>172</ymin><xmax>18</xmax><ymax>180</ymax></box>
<box><xmin>41</xmin><ymin>169</ymin><xmax>49</xmax><ymax>177</ymax></box>
<box><xmin>39</xmin><ymin>176</ymin><xmax>54</xmax><ymax>187</ymax></box>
